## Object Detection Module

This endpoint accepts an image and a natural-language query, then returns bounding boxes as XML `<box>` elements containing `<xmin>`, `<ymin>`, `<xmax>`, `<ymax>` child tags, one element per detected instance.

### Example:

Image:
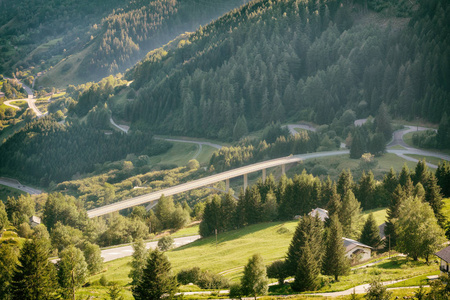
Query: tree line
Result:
<box><xmin>201</xmin><ymin>159</ymin><xmax>450</xmax><ymax>239</ymax></box>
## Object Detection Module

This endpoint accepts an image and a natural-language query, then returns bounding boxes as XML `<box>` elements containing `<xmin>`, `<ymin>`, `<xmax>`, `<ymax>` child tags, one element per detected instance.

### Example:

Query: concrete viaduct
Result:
<box><xmin>86</xmin><ymin>150</ymin><xmax>348</xmax><ymax>218</ymax></box>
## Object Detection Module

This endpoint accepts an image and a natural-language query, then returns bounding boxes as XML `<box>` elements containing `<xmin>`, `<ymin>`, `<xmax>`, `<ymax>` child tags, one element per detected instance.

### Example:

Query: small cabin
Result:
<box><xmin>435</xmin><ymin>246</ymin><xmax>450</xmax><ymax>274</ymax></box>
<box><xmin>309</xmin><ymin>208</ymin><xmax>329</xmax><ymax>222</ymax></box>
<box><xmin>29</xmin><ymin>215</ymin><xmax>41</xmax><ymax>228</ymax></box>
<box><xmin>343</xmin><ymin>237</ymin><xmax>372</xmax><ymax>262</ymax></box>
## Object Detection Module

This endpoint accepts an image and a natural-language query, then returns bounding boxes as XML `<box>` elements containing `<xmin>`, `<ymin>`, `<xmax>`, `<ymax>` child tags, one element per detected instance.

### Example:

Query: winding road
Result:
<box><xmin>3</xmin><ymin>78</ymin><xmax>46</xmax><ymax>118</ymax></box>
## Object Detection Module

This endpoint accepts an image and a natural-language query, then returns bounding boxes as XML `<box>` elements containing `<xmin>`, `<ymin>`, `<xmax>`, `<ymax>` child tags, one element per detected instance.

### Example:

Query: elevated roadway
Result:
<box><xmin>87</xmin><ymin>150</ymin><xmax>349</xmax><ymax>218</ymax></box>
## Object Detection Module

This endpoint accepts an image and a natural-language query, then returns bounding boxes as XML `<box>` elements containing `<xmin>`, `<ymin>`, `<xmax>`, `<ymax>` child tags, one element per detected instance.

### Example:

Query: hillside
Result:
<box><xmin>120</xmin><ymin>0</ymin><xmax>449</xmax><ymax>140</ymax></box>
<box><xmin>0</xmin><ymin>0</ymin><xmax>251</xmax><ymax>87</ymax></box>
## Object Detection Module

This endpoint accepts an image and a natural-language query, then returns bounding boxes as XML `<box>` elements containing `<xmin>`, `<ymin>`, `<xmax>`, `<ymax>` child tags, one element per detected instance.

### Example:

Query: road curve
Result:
<box><xmin>286</xmin><ymin>124</ymin><xmax>316</xmax><ymax>135</ymax></box>
<box><xmin>0</xmin><ymin>177</ymin><xmax>42</xmax><ymax>194</ymax></box>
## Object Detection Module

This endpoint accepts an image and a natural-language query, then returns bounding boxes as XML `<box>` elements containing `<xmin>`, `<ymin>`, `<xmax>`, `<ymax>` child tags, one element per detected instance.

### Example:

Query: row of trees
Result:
<box><xmin>0</xmin><ymin>236</ymin><xmax>103</xmax><ymax>300</ymax></box>
<box><xmin>201</xmin><ymin>158</ymin><xmax>448</xmax><ymax>239</ymax></box>
<box><xmin>209</xmin><ymin>130</ymin><xmax>320</xmax><ymax>172</ymax></box>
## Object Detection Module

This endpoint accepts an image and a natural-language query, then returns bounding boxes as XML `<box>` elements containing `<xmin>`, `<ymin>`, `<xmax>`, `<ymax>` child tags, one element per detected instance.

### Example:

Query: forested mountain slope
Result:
<box><xmin>123</xmin><ymin>0</ymin><xmax>449</xmax><ymax>140</ymax></box>
<box><xmin>0</xmin><ymin>0</ymin><xmax>250</xmax><ymax>85</ymax></box>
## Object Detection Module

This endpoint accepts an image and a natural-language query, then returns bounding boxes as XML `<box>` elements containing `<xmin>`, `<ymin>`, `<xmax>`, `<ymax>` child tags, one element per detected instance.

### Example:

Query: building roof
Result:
<box><xmin>435</xmin><ymin>246</ymin><xmax>450</xmax><ymax>263</ymax></box>
<box><xmin>308</xmin><ymin>208</ymin><xmax>329</xmax><ymax>222</ymax></box>
<box><xmin>343</xmin><ymin>237</ymin><xmax>372</xmax><ymax>253</ymax></box>
<box><xmin>29</xmin><ymin>215</ymin><xmax>41</xmax><ymax>224</ymax></box>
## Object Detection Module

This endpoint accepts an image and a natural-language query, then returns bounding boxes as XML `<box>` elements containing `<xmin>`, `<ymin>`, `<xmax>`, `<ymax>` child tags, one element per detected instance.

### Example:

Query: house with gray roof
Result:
<box><xmin>435</xmin><ymin>246</ymin><xmax>450</xmax><ymax>274</ymax></box>
<box><xmin>343</xmin><ymin>237</ymin><xmax>372</xmax><ymax>261</ymax></box>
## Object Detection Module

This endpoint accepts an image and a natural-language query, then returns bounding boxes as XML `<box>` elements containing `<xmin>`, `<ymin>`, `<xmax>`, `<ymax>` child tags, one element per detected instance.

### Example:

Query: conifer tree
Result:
<box><xmin>322</xmin><ymin>215</ymin><xmax>349</xmax><ymax>281</ymax></box>
<box><xmin>10</xmin><ymin>238</ymin><xmax>59</xmax><ymax>300</ymax></box>
<box><xmin>340</xmin><ymin>190</ymin><xmax>362</xmax><ymax>239</ymax></box>
<box><xmin>286</xmin><ymin>215</ymin><xmax>323</xmax><ymax>276</ymax></box>
<box><xmin>0</xmin><ymin>243</ymin><xmax>19</xmax><ymax>300</ymax></box>
<box><xmin>58</xmin><ymin>245</ymin><xmax>88</xmax><ymax>300</ymax></box>
<box><xmin>360</xmin><ymin>213</ymin><xmax>381</xmax><ymax>248</ymax></box>
<box><xmin>337</xmin><ymin>169</ymin><xmax>354</xmax><ymax>199</ymax></box>
<box><xmin>382</xmin><ymin>168</ymin><xmax>398</xmax><ymax>196</ymax></box>
<box><xmin>384</xmin><ymin>185</ymin><xmax>404</xmax><ymax>250</ymax></box>
<box><xmin>241</xmin><ymin>254</ymin><xmax>268</xmax><ymax>299</ymax></box>
<box><xmin>425</xmin><ymin>173</ymin><xmax>445</xmax><ymax>228</ymax></box>
<box><xmin>413</xmin><ymin>159</ymin><xmax>430</xmax><ymax>186</ymax></box>
<box><xmin>326</xmin><ymin>184</ymin><xmax>341</xmax><ymax>222</ymax></box>
<box><xmin>129</xmin><ymin>239</ymin><xmax>148</xmax><ymax>286</ymax></box>
<box><xmin>436</xmin><ymin>161</ymin><xmax>450</xmax><ymax>197</ymax></box>
<box><xmin>132</xmin><ymin>249</ymin><xmax>177</xmax><ymax>300</ymax></box>
<box><xmin>0</xmin><ymin>200</ymin><xmax>8</xmax><ymax>231</ymax></box>
<box><xmin>356</xmin><ymin>171</ymin><xmax>376</xmax><ymax>209</ymax></box>
<box><xmin>292</xmin><ymin>240</ymin><xmax>320</xmax><ymax>291</ymax></box>
<box><xmin>398</xmin><ymin>164</ymin><xmax>411</xmax><ymax>187</ymax></box>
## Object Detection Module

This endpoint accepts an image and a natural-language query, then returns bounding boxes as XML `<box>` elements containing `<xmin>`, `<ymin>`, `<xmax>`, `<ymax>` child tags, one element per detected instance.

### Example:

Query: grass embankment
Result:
<box><xmin>79</xmin><ymin>209</ymin><xmax>439</xmax><ymax>299</ymax></box>
<box><xmin>404</xmin><ymin>154</ymin><xmax>448</xmax><ymax>167</ymax></box>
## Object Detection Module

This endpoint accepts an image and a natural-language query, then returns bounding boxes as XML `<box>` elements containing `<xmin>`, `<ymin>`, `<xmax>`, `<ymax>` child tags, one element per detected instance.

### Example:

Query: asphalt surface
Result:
<box><xmin>286</xmin><ymin>124</ymin><xmax>317</xmax><ymax>135</ymax></box>
<box><xmin>101</xmin><ymin>235</ymin><xmax>201</xmax><ymax>262</ymax></box>
<box><xmin>0</xmin><ymin>177</ymin><xmax>42</xmax><ymax>194</ymax></box>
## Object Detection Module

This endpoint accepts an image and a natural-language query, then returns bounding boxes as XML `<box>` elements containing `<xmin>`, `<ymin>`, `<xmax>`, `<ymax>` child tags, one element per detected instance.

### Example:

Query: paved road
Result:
<box><xmin>0</xmin><ymin>177</ymin><xmax>42</xmax><ymax>194</ymax></box>
<box><xmin>3</xmin><ymin>78</ymin><xmax>46</xmax><ymax>117</ymax></box>
<box><xmin>388</xmin><ymin>125</ymin><xmax>436</xmax><ymax>148</ymax></box>
<box><xmin>286</xmin><ymin>124</ymin><xmax>316</xmax><ymax>135</ymax></box>
<box><xmin>101</xmin><ymin>235</ymin><xmax>201</xmax><ymax>262</ymax></box>
<box><xmin>109</xmin><ymin>117</ymin><xmax>223</xmax><ymax>160</ymax></box>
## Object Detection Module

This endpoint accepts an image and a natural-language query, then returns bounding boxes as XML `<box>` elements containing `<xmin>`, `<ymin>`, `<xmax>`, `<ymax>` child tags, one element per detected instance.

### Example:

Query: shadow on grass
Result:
<box><xmin>377</xmin><ymin>257</ymin><xmax>424</xmax><ymax>269</ymax></box>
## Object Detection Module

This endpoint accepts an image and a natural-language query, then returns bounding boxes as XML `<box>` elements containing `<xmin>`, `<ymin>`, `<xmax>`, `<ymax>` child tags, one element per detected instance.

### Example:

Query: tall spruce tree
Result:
<box><xmin>132</xmin><ymin>249</ymin><xmax>177</xmax><ymax>300</ymax></box>
<box><xmin>10</xmin><ymin>238</ymin><xmax>59</xmax><ymax>300</ymax></box>
<box><xmin>414</xmin><ymin>159</ymin><xmax>430</xmax><ymax>186</ymax></box>
<box><xmin>340</xmin><ymin>190</ymin><xmax>362</xmax><ymax>240</ymax></box>
<box><xmin>436</xmin><ymin>161</ymin><xmax>450</xmax><ymax>197</ymax></box>
<box><xmin>58</xmin><ymin>245</ymin><xmax>88</xmax><ymax>300</ymax></box>
<box><xmin>337</xmin><ymin>169</ymin><xmax>354</xmax><ymax>199</ymax></box>
<box><xmin>356</xmin><ymin>171</ymin><xmax>376</xmax><ymax>209</ymax></box>
<box><xmin>326</xmin><ymin>183</ymin><xmax>342</xmax><ymax>223</ymax></box>
<box><xmin>384</xmin><ymin>185</ymin><xmax>405</xmax><ymax>250</ymax></box>
<box><xmin>0</xmin><ymin>243</ymin><xmax>20</xmax><ymax>300</ymax></box>
<box><xmin>241</xmin><ymin>254</ymin><xmax>268</xmax><ymax>299</ymax></box>
<box><xmin>322</xmin><ymin>215</ymin><xmax>350</xmax><ymax>281</ymax></box>
<box><xmin>292</xmin><ymin>240</ymin><xmax>321</xmax><ymax>292</ymax></box>
<box><xmin>0</xmin><ymin>200</ymin><xmax>8</xmax><ymax>231</ymax></box>
<box><xmin>129</xmin><ymin>239</ymin><xmax>148</xmax><ymax>286</ymax></box>
<box><xmin>286</xmin><ymin>215</ymin><xmax>324</xmax><ymax>276</ymax></box>
<box><xmin>382</xmin><ymin>168</ymin><xmax>398</xmax><ymax>196</ymax></box>
<box><xmin>360</xmin><ymin>213</ymin><xmax>381</xmax><ymax>248</ymax></box>
<box><xmin>425</xmin><ymin>173</ymin><xmax>446</xmax><ymax>228</ymax></box>
<box><xmin>398</xmin><ymin>164</ymin><xmax>411</xmax><ymax>187</ymax></box>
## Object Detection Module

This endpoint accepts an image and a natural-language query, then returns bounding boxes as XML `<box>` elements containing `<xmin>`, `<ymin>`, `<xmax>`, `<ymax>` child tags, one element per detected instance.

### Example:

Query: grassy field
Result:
<box><xmin>148</xmin><ymin>141</ymin><xmax>217</xmax><ymax>167</ymax></box>
<box><xmin>77</xmin><ymin>217</ymin><xmax>440</xmax><ymax>299</ymax></box>
<box><xmin>37</xmin><ymin>42</ymin><xmax>96</xmax><ymax>89</ymax></box>
<box><xmin>361</xmin><ymin>207</ymin><xmax>386</xmax><ymax>226</ymax></box>
<box><xmin>405</xmin><ymin>154</ymin><xmax>448</xmax><ymax>166</ymax></box>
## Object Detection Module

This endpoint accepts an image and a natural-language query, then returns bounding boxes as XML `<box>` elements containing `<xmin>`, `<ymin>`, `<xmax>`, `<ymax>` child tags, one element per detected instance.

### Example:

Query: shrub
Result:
<box><xmin>157</xmin><ymin>236</ymin><xmax>174</xmax><ymax>251</ymax></box>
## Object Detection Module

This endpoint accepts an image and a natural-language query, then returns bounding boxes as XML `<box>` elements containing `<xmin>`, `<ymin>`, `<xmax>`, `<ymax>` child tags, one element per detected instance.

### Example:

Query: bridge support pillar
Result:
<box><xmin>225</xmin><ymin>179</ymin><xmax>230</xmax><ymax>192</ymax></box>
<box><xmin>281</xmin><ymin>164</ymin><xmax>286</xmax><ymax>176</ymax></box>
<box><xmin>243</xmin><ymin>174</ymin><xmax>248</xmax><ymax>191</ymax></box>
<box><xmin>262</xmin><ymin>169</ymin><xmax>266</xmax><ymax>183</ymax></box>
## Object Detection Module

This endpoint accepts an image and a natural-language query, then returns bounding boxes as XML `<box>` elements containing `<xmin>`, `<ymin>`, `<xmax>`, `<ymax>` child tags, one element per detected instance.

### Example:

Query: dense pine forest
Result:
<box><xmin>0</xmin><ymin>117</ymin><xmax>171</xmax><ymax>185</ymax></box>
<box><xmin>122</xmin><ymin>0</ymin><xmax>449</xmax><ymax>140</ymax></box>
<box><xmin>0</xmin><ymin>0</ymin><xmax>251</xmax><ymax>83</ymax></box>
